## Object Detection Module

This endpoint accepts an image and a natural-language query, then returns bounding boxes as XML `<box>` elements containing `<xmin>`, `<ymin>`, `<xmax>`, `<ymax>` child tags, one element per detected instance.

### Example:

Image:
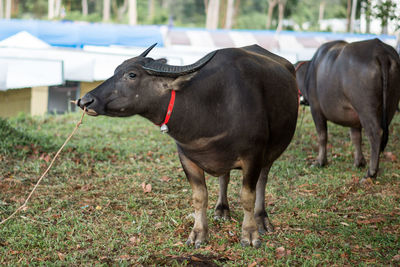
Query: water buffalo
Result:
<box><xmin>296</xmin><ymin>39</ymin><xmax>400</xmax><ymax>180</ymax></box>
<box><xmin>77</xmin><ymin>44</ymin><xmax>298</xmax><ymax>248</ymax></box>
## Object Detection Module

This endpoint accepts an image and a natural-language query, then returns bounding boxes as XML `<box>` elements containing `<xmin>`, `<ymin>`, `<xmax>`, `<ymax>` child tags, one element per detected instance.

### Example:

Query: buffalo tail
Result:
<box><xmin>379</xmin><ymin>57</ymin><xmax>389</xmax><ymax>152</ymax></box>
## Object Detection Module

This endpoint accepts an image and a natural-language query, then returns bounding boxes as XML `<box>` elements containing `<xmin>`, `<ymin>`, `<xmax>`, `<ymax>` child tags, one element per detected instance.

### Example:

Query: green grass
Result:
<box><xmin>1</xmin><ymin>110</ymin><xmax>399</xmax><ymax>266</ymax></box>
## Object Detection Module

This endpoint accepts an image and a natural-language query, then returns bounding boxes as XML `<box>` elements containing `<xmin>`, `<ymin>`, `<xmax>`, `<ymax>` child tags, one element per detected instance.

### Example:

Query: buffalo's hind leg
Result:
<box><xmin>178</xmin><ymin>151</ymin><xmax>208</xmax><ymax>248</ymax></box>
<box><xmin>254</xmin><ymin>165</ymin><xmax>274</xmax><ymax>234</ymax></box>
<box><xmin>310</xmin><ymin>109</ymin><xmax>328</xmax><ymax>166</ymax></box>
<box><xmin>214</xmin><ymin>173</ymin><xmax>231</xmax><ymax>220</ymax></box>
<box><xmin>350</xmin><ymin>127</ymin><xmax>366</xmax><ymax>168</ymax></box>
<box><xmin>362</xmin><ymin>120</ymin><xmax>383</xmax><ymax>180</ymax></box>
<box><xmin>240</xmin><ymin>160</ymin><xmax>262</xmax><ymax>248</ymax></box>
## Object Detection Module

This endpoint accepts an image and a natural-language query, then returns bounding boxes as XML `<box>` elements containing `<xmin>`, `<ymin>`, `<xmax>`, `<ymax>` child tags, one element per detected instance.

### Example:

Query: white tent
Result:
<box><xmin>0</xmin><ymin>32</ymin><xmax>63</xmax><ymax>90</ymax></box>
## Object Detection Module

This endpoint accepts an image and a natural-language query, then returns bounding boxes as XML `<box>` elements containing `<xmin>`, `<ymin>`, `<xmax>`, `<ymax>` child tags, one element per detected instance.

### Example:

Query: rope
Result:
<box><xmin>0</xmin><ymin>107</ymin><xmax>86</xmax><ymax>225</ymax></box>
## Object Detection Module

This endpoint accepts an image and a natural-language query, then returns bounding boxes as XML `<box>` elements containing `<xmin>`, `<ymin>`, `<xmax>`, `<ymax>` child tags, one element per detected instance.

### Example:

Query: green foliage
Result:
<box><xmin>235</xmin><ymin>12</ymin><xmax>268</xmax><ymax>30</ymax></box>
<box><xmin>372</xmin><ymin>0</ymin><xmax>399</xmax><ymax>29</ymax></box>
<box><xmin>10</xmin><ymin>0</ymin><xmax>398</xmax><ymax>33</ymax></box>
<box><xmin>18</xmin><ymin>0</ymin><xmax>48</xmax><ymax>19</ymax></box>
<box><xmin>0</xmin><ymin>115</ymin><xmax>56</xmax><ymax>157</ymax></box>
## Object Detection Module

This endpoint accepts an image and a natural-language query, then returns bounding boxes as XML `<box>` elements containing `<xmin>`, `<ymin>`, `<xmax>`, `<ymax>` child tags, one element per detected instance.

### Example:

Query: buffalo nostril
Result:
<box><xmin>79</xmin><ymin>95</ymin><xmax>95</xmax><ymax>108</ymax></box>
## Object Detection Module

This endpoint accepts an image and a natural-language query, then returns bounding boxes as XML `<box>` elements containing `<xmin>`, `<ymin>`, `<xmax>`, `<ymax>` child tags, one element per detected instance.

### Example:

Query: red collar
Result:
<box><xmin>295</xmin><ymin>62</ymin><xmax>307</xmax><ymax>105</ymax></box>
<box><xmin>158</xmin><ymin>90</ymin><xmax>176</xmax><ymax>132</ymax></box>
<box><xmin>295</xmin><ymin>61</ymin><xmax>307</xmax><ymax>72</ymax></box>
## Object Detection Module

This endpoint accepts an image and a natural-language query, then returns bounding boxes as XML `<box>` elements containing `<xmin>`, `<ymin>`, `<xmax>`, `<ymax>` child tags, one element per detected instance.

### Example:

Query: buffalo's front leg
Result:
<box><xmin>178</xmin><ymin>152</ymin><xmax>208</xmax><ymax>248</ymax></box>
<box><xmin>254</xmin><ymin>165</ymin><xmax>274</xmax><ymax>234</ymax></box>
<box><xmin>214</xmin><ymin>173</ymin><xmax>230</xmax><ymax>220</ymax></box>
<box><xmin>240</xmin><ymin>161</ymin><xmax>262</xmax><ymax>248</ymax></box>
<box><xmin>350</xmin><ymin>127</ymin><xmax>366</xmax><ymax>167</ymax></box>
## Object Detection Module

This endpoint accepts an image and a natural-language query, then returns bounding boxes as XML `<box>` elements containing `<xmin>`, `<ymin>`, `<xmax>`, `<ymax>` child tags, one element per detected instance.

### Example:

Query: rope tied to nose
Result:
<box><xmin>0</xmin><ymin>105</ymin><xmax>86</xmax><ymax>225</ymax></box>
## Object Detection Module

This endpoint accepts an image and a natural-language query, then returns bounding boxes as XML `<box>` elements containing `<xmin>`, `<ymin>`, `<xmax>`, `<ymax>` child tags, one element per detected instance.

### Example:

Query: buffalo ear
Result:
<box><xmin>155</xmin><ymin>58</ymin><xmax>167</xmax><ymax>64</ymax></box>
<box><xmin>169</xmin><ymin>72</ymin><xmax>197</xmax><ymax>91</ymax></box>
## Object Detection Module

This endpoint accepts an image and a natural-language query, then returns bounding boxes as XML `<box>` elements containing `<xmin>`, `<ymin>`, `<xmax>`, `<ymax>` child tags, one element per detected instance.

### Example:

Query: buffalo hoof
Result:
<box><xmin>186</xmin><ymin>239</ymin><xmax>203</xmax><ymax>249</ymax></box>
<box><xmin>255</xmin><ymin>213</ymin><xmax>274</xmax><ymax>235</ymax></box>
<box><xmin>241</xmin><ymin>229</ymin><xmax>261</xmax><ymax>248</ymax></box>
<box><xmin>186</xmin><ymin>230</ymin><xmax>207</xmax><ymax>249</ymax></box>
<box><xmin>257</xmin><ymin>219</ymin><xmax>274</xmax><ymax>235</ymax></box>
<box><xmin>363</xmin><ymin>169</ymin><xmax>378</xmax><ymax>180</ymax></box>
<box><xmin>354</xmin><ymin>157</ymin><xmax>367</xmax><ymax>168</ymax></box>
<box><xmin>312</xmin><ymin>160</ymin><xmax>326</xmax><ymax>168</ymax></box>
<box><xmin>214</xmin><ymin>206</ymin><xmax>230</xmax><ymax>220</ymax></box>
<box><xmin>240</xmin><ymin>239</ymin><xmax>262</xmax><ymax>248</ymax></box>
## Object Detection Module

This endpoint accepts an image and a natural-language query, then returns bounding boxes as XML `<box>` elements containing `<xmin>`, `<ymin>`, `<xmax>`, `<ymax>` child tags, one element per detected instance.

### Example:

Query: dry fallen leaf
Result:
<box><xmin>275</xmin><ymin>246</ymin><xmax>286</xmax><ymax>259</ymax></box>
<box><xmin>141</xmin><ymin>182</ymin><xmax>152</xmax><ymax>193</ymax></box>
<box><xmin>57</xmin><ymin>252</ymin><xmax>66</xmax><ymax>261</ymax></box>
<box><xmin>129</xmin><ymin>236</ymin><xmax>141</xmax><ymax>244</ymax></box>
<box><xmin>383</xmin><ymin>151</ymin><xmax>397</xmax><ymax>162</ymax></box>
<box><xmin>118</xmin><ymin>255</ymin><xmax>130</xmax><ymax>260</ymax></box>
<box><xmin>160</xmin><ymin>176</ymin><xmax>171</xmax><ymax>182</ymax></box>
<box><xmin>392</xmin><ymin>254</ymin><xmax>400</xmax><ymax>262</ymax></box>
<box><xmin>191</xmin><ymin>256</ymin><xmax>203</xmax><ymax>262</ymax></box>
<box><xmin>173</xmin><ymin>241</ymin><xmax>183</xmax><ymax>246</ymax></box>
<box><xmin>357</xmin><ymin>217</ymin><xmax>385</xmax><ymax>225</ymax></box>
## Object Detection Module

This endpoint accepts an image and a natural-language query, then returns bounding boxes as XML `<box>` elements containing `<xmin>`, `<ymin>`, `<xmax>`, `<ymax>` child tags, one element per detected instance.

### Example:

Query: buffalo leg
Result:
<box><xmin>363</xmin><ymin>123</ymin><xmax>383</xmax><ymax>179</ymax></box>
<box><xmin>240</xmin><ymin>161</ymin><xmax>262</xmax><ymax>248</ymax></box>
<box><xmin>214</xmin><ymin>173</ymin><xmax>230</xmax><ymax>220</ymax></box>
<box><xmin>350</xmin><ymin>127</ymin><xmax>366</xmax><ymax>167</ymax></box>
<box><xmin>178</xmin><ymin>152</ymin><xmax>208</xmax><ymax>248</ymax></box>
<box><xmin>311</xmin><ymin>110</ymin><xmax>328</xmax><ymax>166</ymax></box>
<box><xmin>254</xmin><ymin>165</ymin><xmax>274</xmax><ymax>234</ymax></box>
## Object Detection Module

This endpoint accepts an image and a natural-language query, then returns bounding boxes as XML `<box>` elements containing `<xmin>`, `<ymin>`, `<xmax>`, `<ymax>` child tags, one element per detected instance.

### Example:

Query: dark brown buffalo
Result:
<box><xmin>77</xmin><ymin>44</ymin><xmax>298</xmax><ymax>248</ymax></box>
<box><xmin>296</xmin><ymin>39</ymin><xmax>400</xmax><ymax>180</ymax></box>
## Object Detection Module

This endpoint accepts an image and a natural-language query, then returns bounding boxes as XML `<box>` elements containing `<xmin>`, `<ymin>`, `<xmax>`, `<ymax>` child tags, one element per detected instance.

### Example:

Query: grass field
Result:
<box><xmin>1</xmin><ymin>109</ymin><xmax>399</xmax><ymax>266</ymax></box>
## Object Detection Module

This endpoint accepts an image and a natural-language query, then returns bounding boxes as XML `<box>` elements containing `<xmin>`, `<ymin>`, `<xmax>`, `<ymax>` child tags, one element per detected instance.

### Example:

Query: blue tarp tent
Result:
<box><xmin>0</xmin><ymin>19</ymin><xmax>164</xmax><ymax>48</ymax></box>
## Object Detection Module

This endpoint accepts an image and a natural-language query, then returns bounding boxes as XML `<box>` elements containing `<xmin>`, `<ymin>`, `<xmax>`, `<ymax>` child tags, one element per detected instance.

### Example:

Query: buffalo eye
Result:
<box><xmin>128</xmin><ymin>72</ymin><xmax>136</xmax><ymax>79</ymax></box>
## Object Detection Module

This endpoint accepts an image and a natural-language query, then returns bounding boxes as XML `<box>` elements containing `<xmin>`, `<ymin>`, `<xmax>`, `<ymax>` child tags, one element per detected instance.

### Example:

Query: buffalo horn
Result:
<box><xmin>139</xmin><ymin>43</ymin><xmax>157</xmax><ymax>57</ymax></box>
<box><xmin>142</xmin><ymin>51</ymin><xmax>217</xmax><ymax>77</ymax></box>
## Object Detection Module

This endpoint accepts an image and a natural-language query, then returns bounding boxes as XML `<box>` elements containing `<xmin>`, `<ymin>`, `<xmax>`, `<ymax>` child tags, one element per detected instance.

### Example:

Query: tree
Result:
<box><xmin>318</xmin><ymin>0</ymin><xmax>326</xmax><ymax>28</ymax></box>
<box><xmin>112</xmin><ymin>0</ymin><xmax>128</xmax><ymax>22</ymax></box>
<box><xmin>266</xmin><ymin>0</ymin><xmax>287</xmax><ymax>32</ymax></box>
<box><xmin>276</xmin><ymin>0</ymin><xmax>287</xmax><ymax>32</ymax></box>
<box><xmin>372</xmin><ymin>0</ymin><xmax>398</xmax><ymax>34</ymax></box>
<box><xmin>0</xmin><ymin>0</ymin><xmax>3</xmax><ymax>18</ymax></box>
<box><xmin>346</xmin><ymin>0</ymin><xmax>351</xmax><ymax>31</ymax></box>
<box><xmin>361</xmin><ymin>0</ymin><xmax>372</xmax><ymax>33</ymax></box>
<box><xmin>266</xmin><ymin>0</ymin><xmax>277</xmax><ymax>29</ymax></box>
<box><xmin>82</xmin><ymin>0</ymin><xmax>88</xmax><ymax>16</ymax></box>
<box><xmin>48</xmin><ymin>0</ymin><xmax>54</xmax><ymax>19</ymax></box>
<box><xmin>54</xmin><ymin>0</ymin><xmax>61</xmax><ymax>17</ymax></box>
<box><xmin>224</xmin><ymin>0</ymin><xmax>234</xmax><ymax>29</ymax></box>
<box><xmin>103</xmin><ymin>0</ymin><xmax>110</xmax><ymax>22</ymax></box>
<box><xmin>148</xmin><ymin>0</ymin><xmax>154</xmax><ymax>21</ymax></box>
<box><xmin>5</xmin><ymin>0</ymin><xmax>10</xmax><ymax>18</ymax></box>
<box><xmin>350</xmin><ymin>0</ymin><xmax>358</xmax><ymax>33</ymax></box>
<box><xmin>128</xmin><ymin>0</ymin><xmax>137</xmax><ymax>25</ymax></box>
<box><xmin>206</xmin><ymin>0</ymin><xmax>220</xmax><ymax>29</ymax></box>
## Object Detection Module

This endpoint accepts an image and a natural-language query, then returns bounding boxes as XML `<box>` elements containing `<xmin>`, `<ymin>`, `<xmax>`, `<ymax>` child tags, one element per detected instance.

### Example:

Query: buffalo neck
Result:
<box><xmin>140</xmin><ymin>90</ymin><xmax>173</xmax><ymax>126</ymax></box>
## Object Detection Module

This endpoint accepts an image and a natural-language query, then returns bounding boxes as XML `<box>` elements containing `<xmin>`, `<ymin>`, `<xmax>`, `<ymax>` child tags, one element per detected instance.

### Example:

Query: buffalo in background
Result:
<box><xmin>296</xmin><ymin>38</ymin><xmax>400</xmax><ymax>181</ymax></box>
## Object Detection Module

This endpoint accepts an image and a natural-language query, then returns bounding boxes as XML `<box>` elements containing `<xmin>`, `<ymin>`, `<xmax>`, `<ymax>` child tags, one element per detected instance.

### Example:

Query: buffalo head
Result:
<box><xmin>294</xmin><ymin>60</ymin><xmax>310</xmax><ymax>106</ymax></box>
<box><xmin>77</xmin><ymin>43</ymin><xmax>216</xmax><ymax>118</ymax></box>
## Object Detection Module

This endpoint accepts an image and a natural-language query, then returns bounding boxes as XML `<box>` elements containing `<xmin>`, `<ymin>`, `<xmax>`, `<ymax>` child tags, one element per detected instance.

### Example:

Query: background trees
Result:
<box><xmin>0</xmin><ymin>0</ymin><xmax>398</xmax><ymax>34</ymax></box>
